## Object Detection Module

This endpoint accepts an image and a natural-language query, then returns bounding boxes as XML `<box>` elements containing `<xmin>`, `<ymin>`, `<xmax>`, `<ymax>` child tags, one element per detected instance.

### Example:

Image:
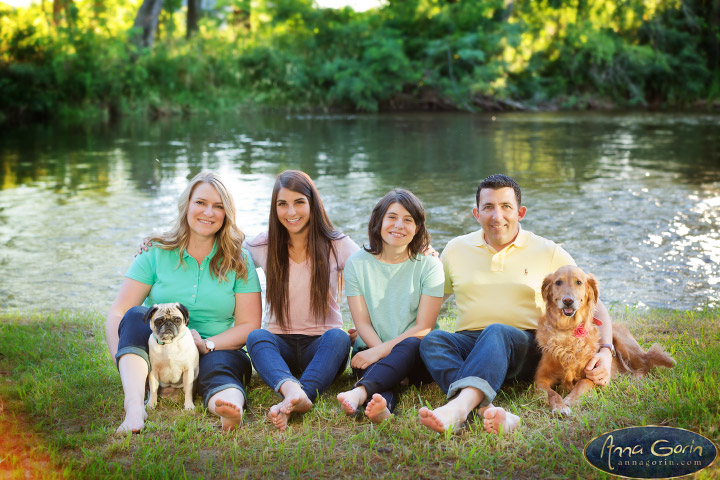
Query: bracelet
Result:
<box><xmin>599</xmin><ymin>343</ymin><xmax>616</xmax><ymax>357</ymax></box>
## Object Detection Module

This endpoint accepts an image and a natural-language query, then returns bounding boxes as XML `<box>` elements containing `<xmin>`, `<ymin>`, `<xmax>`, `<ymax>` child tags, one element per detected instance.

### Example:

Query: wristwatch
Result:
<box><xmin>204</xmin><ymin>339</ymin><xmax>216</xmax><ymax>353</ymax></box>
<box><xmin>599</xmin><ymin>343</ymin><xmax>616</xmax><ymax>357</ymax></box>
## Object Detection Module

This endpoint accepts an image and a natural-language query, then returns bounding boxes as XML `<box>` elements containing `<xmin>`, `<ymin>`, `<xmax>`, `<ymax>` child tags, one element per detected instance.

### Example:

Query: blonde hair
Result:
<box><xmin>149</xmin><ymin>171</ymin><xmax>248</xmax><ymax>282</ymax></box>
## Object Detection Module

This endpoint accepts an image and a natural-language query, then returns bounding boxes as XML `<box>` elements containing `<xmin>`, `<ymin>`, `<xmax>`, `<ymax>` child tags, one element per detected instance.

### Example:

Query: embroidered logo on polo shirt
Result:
<box><xmin>524</xmin><ymin>268</ymin><xmax>528</xmax><ymax>275</ymax></box>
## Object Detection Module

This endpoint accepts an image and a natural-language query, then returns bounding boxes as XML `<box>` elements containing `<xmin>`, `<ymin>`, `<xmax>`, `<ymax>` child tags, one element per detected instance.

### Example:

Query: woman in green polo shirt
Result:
<box><xmin>105</xmin><ymin>171</ymin><xmax>262</xmax><ymax>434</ymax></box>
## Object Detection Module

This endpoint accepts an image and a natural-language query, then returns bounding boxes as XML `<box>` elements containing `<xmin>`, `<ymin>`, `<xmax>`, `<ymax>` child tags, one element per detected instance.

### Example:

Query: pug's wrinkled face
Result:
<box><xmin>143</xmin><ymin>303</ymin><xmax>190</xmax><ymax>343</ymax></box>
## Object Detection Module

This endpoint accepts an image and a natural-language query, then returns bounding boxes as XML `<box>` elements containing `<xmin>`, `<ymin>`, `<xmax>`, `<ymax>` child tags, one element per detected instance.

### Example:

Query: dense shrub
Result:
<box><xmin>0</xmin><ymin>0</ymin><xmax>717</xmax><ymax>121</ymax></box>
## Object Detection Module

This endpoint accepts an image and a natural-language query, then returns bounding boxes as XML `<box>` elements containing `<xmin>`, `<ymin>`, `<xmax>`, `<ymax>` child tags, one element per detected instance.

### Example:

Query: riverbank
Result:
<box><xmin>2</xmin><ymin>0</ymin><xmax>719</xmax><ymax>126</ymax></box>
<box><xmin>0</xmin><ymin>307</ymin><xmax>717</xmax><ymax>478</ymax></box>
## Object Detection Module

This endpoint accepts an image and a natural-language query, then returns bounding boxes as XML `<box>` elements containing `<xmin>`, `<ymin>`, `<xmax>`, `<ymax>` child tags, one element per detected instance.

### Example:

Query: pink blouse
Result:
<box><xmin>246</xmin><ymin>232</ymin><xmax>359</xmax><ymax>335</ymax></box>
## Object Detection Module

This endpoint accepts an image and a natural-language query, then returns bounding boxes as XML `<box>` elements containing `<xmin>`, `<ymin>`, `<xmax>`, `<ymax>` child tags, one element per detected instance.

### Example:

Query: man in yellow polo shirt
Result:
<box><xmin>418</xmin><ymin>174</ymin><xmax>614</xmax><ymax>434</ymax></box>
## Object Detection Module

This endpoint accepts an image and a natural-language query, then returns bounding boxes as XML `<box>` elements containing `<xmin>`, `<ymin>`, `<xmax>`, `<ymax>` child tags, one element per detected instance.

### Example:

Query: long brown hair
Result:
<box><xmin>255</xmin><ymin>170</ymin><xmax>343</xmax><ymax>329</ymax></box>
<box><xmin>148</xmin><ymin>171</ymin><xmax>249</xmax><ymax>282</ymax></box>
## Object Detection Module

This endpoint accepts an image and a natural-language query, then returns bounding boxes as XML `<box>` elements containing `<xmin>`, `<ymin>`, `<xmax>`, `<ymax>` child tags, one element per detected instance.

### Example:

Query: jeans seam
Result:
<box><xmin>203</xmin><ymin>383</ymin><xmax>247</xmax><ymax>408</ymax></box>
<box><xmin>274</xmin><ymin>377</ymin><xmax>302</xmax><ymax>394</ymax></box>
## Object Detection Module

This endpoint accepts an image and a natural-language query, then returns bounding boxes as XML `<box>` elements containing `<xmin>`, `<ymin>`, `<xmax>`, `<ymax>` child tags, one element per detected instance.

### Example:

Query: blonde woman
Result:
<box><xmin>106</xmin><ymin>171</ymin><xmax>262</xmax><ymax>433</ymax></box>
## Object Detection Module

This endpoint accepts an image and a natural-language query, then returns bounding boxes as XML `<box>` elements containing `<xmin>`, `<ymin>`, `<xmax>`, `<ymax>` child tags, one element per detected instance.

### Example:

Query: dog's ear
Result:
<box><xmin>585</xmin><ymin>274</ymin><xmax>599</xmax><ymax>307</ymax></box>
<box><xmin>143</xmin><ymin>305</ymin><xmax>159</xmax><ymax>324</ymax></box>
<box><xmin>176</xmin><ymin>303</ymin><xmax>190</xmax><ymax>325</ymax></box>
<box><xmin>541</xmin><ymin>274</ymin><xmax>554</xmax><ymax>304</ymax></box>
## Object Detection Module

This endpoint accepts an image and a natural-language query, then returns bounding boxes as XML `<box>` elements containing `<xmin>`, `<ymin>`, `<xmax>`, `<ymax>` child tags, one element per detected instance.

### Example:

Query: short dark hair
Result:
<box><xmin>365</xmin><ymin>188</ymin><xmax>430</xmax><ymax>258</ymax></box>
<box><xmin>476</xmin><ymin>174</ymin><xmax>522</xmax><ymax>207</ymax></box>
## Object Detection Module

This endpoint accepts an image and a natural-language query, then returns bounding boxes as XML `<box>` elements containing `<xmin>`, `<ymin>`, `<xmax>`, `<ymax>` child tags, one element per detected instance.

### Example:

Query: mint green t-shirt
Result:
<box><xmin>125</xmin><ymin>243</ymin><xmax>261</xmax><ymax>339</ymax></box>
<box><xmin>345</xmin><ymin>249</ymin><xmax>445</xmax><ymax>350</ymax></box>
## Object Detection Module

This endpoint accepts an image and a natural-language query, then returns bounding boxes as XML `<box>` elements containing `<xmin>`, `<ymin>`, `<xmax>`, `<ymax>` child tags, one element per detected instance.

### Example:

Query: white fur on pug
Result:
<box><xmin>143</xmin><ymin>303</ymin><xmax>199</xmax><ymax>411</ymax></box>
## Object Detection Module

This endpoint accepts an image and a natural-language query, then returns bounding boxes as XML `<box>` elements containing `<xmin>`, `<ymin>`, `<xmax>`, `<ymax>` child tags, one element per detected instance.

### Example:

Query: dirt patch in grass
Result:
<box><xmin>0</xmin><ymin>394</ymin><xmax>65</xmax><ymax>478</ymax></box>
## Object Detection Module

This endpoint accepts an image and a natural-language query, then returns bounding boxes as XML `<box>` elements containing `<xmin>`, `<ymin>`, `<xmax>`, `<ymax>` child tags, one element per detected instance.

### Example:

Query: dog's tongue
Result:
<box><xmin>563</xmin><ymin>308</ymin><xmax>574</xmax><ymax>316</ymax></box>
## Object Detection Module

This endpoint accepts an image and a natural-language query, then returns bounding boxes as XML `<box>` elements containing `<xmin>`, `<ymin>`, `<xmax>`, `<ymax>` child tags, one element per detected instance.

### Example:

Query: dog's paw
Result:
<box><xmin>184</xmin><ymin>402</ymin><xmax>195</xmax><ymax>411</ymax></box>
<box><xmin>147</xmin><ymin>398</ymin><xmax>158</xmax><ymax>410</ymax></box>
<box><xmin>551</xmin><ymin>405</ymin><xmax>571</xmax><ymax>416</ymax></box>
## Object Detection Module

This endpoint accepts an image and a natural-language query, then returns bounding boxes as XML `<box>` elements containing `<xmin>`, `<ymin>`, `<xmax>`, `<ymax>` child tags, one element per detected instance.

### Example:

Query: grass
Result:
<box><xmin>0</xmin><ymin>307</ymin><xmax>718</xmax><ymax>479</ymax></box>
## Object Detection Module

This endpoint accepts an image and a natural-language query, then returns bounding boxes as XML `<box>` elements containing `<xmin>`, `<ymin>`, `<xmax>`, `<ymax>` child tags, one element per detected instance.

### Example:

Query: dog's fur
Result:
<box><xmin>144</xmin><ymin>303</ymin><xmax>199</xmax><ymax>411</ymax></box>
<box><xmin>534</xmin><ymin>266</ymin><xmax>675</xmax><ymax>415</ymax></box>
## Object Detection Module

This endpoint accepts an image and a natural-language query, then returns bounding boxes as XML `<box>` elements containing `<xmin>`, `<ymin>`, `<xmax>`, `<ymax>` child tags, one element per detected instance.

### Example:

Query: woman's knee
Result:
<box><xmin>199</xmin><ymin>350</ymin><xmax>252</xmax><ymax>385</ymax></box>
<box><xmin>246</xmin><ymin>328</ymin><xmax>274</xmax><ymax>349</ymax></box>
<box><xmin>397</xmin><ymin>337</ymin><xmax>422</xmax><ymax>349</ymax></box>
<box><xmin>322</xmin><ymin>328</ymin><xmax>351</xmax><ymax>348</ymax></box>
<box><xmin>123</xmin><ymin>305</ymin><xmax>149</xmax><ymax>321</ymax></box>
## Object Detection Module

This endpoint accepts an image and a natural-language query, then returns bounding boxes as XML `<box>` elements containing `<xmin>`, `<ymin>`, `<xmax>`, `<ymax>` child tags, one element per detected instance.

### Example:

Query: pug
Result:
<box><xmin>143</xmin><ymin>303</ymin><xmax>199</xmax><ymax>411</ymax></box>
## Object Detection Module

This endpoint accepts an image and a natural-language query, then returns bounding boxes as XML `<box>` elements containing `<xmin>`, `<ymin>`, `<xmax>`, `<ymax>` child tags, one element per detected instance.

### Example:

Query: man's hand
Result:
<box><xmin>585</xmin><ymin>348</ymin><xmax>613</xmax><ymax>385</ymax></box>
<box><xmin>350</xmin><ymin>346</ymin><xmax>385</xmax><ymax>370</ymax></box>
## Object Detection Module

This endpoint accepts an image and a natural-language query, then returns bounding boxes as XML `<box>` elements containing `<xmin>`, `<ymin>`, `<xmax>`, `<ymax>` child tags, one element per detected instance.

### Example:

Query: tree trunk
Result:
<box><xmin>187</xmin><ymin>0</ymin><xmax>202</xmax><ymax>39</ymax></box>
<box><xmin>131</xmin><ymin>0</ymin><xmax>164</xmax><ymax>49</ymax></box>
<box><xmin>52</xmin><ymin>0</ymin><xmax>74</xmax><ymax>26</ymax></box>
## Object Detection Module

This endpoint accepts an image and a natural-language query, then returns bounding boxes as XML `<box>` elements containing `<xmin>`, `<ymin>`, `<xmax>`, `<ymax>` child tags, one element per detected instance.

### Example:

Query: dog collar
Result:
<box><xmin>153</xmin><ymin>327</ymin><xmax>187</xmax><ymax>345</ymax></box>
<box><xmin>573</xmin><ymin>325</ymin><xmax>589</xmax><ymax>338</ymax></box>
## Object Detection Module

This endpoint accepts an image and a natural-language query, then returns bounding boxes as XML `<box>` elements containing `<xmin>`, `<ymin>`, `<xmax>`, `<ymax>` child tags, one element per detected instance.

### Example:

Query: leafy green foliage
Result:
<box><xmin>0</xmin><ymin>0</ymin><xmax>717</xmax><ymax>122</ymax></box>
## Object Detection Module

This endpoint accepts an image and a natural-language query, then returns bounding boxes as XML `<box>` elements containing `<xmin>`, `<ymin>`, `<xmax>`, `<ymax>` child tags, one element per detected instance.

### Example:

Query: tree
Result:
<box><xmin>187</xmin><ymin>0</ymin><xmax>202</xmax><ymax>38</ymax></box>
<box><xmin>131</xmin><ymin>0</ymin><xmax>164</xmax><ymax>49</ymax></box>
<box><xmin>52</xmin><ymin>0</ymin><xmax>75</xmax><ymax>27</ymax></box>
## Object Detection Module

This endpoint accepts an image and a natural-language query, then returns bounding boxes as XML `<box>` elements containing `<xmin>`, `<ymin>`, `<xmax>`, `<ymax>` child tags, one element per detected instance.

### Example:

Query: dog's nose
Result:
<box><xmin>562</xmin><ymin>297</ymin><xmax>574</xmax><ymax>306</ymax></box>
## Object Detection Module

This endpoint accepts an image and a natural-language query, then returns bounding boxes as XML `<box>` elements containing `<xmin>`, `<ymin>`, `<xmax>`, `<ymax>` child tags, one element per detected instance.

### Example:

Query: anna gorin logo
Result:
<box><xmin>584</xmin><ymin>426</ymin><xmax>717</xmax><ymax>479</ymax></box>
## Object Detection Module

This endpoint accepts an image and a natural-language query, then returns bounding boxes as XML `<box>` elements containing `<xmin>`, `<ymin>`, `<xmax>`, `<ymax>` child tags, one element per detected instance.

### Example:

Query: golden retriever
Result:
<box><xmin>535</xmin><ymin>265</ymin><xmax>675</xmax><ymax>415</ymax></box>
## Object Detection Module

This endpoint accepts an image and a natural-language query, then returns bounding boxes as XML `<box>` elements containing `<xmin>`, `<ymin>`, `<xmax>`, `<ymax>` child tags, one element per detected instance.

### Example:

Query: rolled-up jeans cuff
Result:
<box><xmin>447</xmin><ymin>376</ymin><xmax>496</xmax><ymax>407</ymax></box>
<box><xmin>203</xmin><ymin>383</ymin><xmax>248</xmax><ymax>409</ymax></box>
<box><xmin>115</xmin><ymin>347</ymin><xmax>151</xmax><ymax>373</ymax></box>
<box><xmin>274</xmin><ymin>377</ymin><xmax>302</xmax><ymax>396</ymax></box>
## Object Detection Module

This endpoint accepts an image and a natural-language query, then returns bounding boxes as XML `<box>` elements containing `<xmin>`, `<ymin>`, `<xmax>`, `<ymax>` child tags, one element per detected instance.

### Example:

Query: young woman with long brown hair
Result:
<box><xmin>245</xmin><ymin>170</ymin><xmax>358</xmax><ymax>431</ymax></box>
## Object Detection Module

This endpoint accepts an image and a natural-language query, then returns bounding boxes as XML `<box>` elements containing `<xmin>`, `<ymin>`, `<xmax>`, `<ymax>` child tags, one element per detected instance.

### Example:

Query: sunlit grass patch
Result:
<box><xmin>0</xmin><ymin>307</ymin><xmax>718</xmax><ymax>478</ymax></box>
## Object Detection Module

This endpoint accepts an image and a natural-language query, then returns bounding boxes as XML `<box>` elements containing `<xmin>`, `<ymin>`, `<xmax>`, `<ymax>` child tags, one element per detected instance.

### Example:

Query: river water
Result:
<box><xmin>1</xmin><ymin>112</ymin><xmax>718</xmax><ymax>314</ymax></box>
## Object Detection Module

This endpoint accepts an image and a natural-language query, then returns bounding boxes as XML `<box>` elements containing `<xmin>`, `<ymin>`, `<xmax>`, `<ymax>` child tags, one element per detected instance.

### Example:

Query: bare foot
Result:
<box><xmin>483</xmin><ymin>406</ymin><xmax>521</xmax><ymax>434</ymax></box>
<box><xmin>215</xmin><ymin>399</ymin><xmax>243</xmax><ymax>431</ymax></box>
<box><xmin>279</xmin><ymin>391</ymin><xmax>312</xmax><ymax>415</ymax></box>
<box><xmin>268</xmin><ymin>392</ymin><xmax>313</xmax><ymax>431</ymax></box>
<box><xmin>268</xmin><ymin>403</ymin><xmax>289</xmax><ymax>431</ymax></box>
<box><xmin>418</xmin><ymin>404</ymin><xmax>466</xmax><ymax>433</ymax></box>
<box><xmin>115</xmin><ymin>403</ymin><xmax>147</xmax><ymax>434</ymax></box>
<box><xmin>337</xmin><ymin>387</ymin><xmax>367</xmax><ymax>415</ymax></box>
<box><xmin>365</xmin><ymin>394</ymin><xmax>391</xmax><ymax>423</ymax></box>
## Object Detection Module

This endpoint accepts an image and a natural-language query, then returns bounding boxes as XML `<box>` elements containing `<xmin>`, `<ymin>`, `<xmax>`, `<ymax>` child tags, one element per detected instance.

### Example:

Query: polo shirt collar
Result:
<box><xmin>182</xmin><ymin>240</ymin><xmax>218</xmax><ymax>264</ymax></box>
<box><xmin>474</xmin><ymin>226</ymin><xmax>529</xmax><ymax>252</ymax></box>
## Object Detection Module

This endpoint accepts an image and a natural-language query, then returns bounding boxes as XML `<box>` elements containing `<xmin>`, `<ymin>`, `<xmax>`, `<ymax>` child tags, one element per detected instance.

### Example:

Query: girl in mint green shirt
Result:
<box><xmin>336</xmin><ymin>189</ymin><xmax>444</xmax><ymax>422</ymax></box>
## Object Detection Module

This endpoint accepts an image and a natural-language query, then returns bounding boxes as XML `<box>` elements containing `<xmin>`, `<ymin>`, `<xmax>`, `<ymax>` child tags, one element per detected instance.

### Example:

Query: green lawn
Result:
<box><xmin>0</xmin><ymin>307</ymin><xmax>718</xmax><ymax>479</ymax></box>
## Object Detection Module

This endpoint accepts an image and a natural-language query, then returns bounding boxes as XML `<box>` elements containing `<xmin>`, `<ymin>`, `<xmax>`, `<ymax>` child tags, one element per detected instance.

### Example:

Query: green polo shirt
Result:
<box><xmin>126</xmin><ymin>243</ymin><xmax>261</xmax><ymax>338</ymax></box>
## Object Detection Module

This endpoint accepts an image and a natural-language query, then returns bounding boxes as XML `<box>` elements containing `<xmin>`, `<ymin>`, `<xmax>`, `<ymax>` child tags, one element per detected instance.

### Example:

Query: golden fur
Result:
<box><xmin>535</xmin><ymin>265</ymin><xmax>675</xmax><ymax>415</ymax></box>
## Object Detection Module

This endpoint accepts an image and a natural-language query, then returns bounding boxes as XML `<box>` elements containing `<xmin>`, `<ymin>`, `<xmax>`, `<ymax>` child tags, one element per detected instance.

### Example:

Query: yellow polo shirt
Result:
<box><xmin>441</xmin><ymin>228</ymin><xmax>575</xmax><ymax>332</ymax></box>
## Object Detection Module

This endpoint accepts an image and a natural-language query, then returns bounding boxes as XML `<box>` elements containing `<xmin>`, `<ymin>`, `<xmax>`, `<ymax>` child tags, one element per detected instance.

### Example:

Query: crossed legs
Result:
<box><xmin>418</xmin><ymin>325</ymin><xmax>538</xmax><ymax>434</ymax></box>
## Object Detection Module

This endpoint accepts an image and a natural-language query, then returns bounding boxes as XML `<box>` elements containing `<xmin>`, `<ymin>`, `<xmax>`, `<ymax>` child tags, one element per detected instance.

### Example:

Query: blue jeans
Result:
<box><xmin>246</xmin><ymin>328</ymin><xmax>350</xmax><ymax>402</ymax></box>
<box><xmin>353</xmin><ymin>337</ymin><xmax>433</xmax><ymax>413</ymax></box>
<box><xmin>419</xmin><ymin>324</ymin><xmax>540</xmax><ymax>407</ymax></box>
<box><xmin>116</xmin><ymin>306</ymin><xmax>253</xmax><ymax>407</ymax></box>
